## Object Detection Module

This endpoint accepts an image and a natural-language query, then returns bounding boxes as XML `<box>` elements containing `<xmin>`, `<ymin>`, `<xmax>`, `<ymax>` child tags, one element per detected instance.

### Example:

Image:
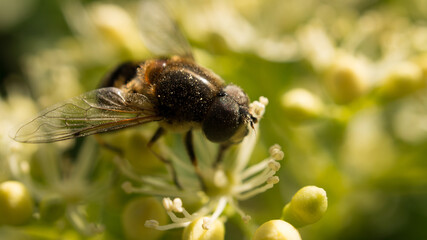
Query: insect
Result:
<box><xmin>12</xmin><ymin>1</ymin><xmax>257</xmax><ymax>188</ymax></box>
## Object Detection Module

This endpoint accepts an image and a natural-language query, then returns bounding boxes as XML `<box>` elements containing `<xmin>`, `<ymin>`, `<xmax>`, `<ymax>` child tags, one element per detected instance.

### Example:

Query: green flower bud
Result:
<box><xmin>0</xmin><ymin>181</ymin><xmax>34</xmax><ymax>225</ymax></box>
<box><xmin>324</xmin><ymin>54</ymin><xmax>370</xmax><ymax>104</ymax></box>
<box><xmin>378</xmin><ymin>61</ymin><xmax>424</xmax><ymax>100</ymax></box>
<box><xmin>123</xmin><ymin>132</ymin><xmax>161</xmax><ymax>174</ymax></box>
<box><xmin>122</xmin><ymin>197</ymin><xmax>167</xmax><ymax>240</ymax></box>
<box><xmin>39</xmin><ymin>195</ymin><xmax>66</xmax><ymax>223</ymax></box>
<box><xmin>281</xmin><ymin>88</ymin><xmax>324</xmax><ymax>122</ymax></box>
<box><xmin>252</xmin><ymin>220</ymin><xmax>301</xmax><ymax>240</ymax></box>
<box><xmin>281</xmin><ymin>186</ymin><xmax>327</xmax><ymax>228</ymax></box>
<box><xmin>182</xmin><ymin>217</ymin><xmax>225</xmax><ymax>240</ymax></box>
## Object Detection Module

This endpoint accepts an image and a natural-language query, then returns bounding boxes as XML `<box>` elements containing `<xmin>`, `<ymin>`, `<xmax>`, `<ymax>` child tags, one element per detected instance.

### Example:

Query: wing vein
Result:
<box><xmin>12</xmin><ymin>87</ymin><xmax>161</xmax><ymax>143</ymax></box>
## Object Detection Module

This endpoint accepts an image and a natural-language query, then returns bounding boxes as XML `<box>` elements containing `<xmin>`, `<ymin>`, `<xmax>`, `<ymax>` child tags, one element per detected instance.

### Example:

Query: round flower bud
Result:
<box><xmin>39</xmin><ymin>195</ymin><xmax>66</xmax><ymax>222</ymax></box>
<box><xmin>122</xmin><ymin>197</ymin><xmax>167</xmax><ymax>240</ymax></box>
<box><xmin>253</xmin><ymin>220</ymin><xmax>301</xmax><ymax>240</ymax></box>
<box><xmin>281</xmin><ymin>88</ymin><xmax>323</xmax><ymax>122</ymax></box>
<box><xmin>378</xmin><ymin>61</ymin><xmax>424</xmax><ymax>100</ymax></box>
<box><xmin>182</xmin><ymin>217</ymin><xmax>225</xmax><ymax>240</ymax></box>
<box><xmin>123</xmin><ymin>132</ymin><xmax>161</xmax><ymax>174</ymax></box>
<box><xmin>323</xmin><ymin>54</ymin><xmax>370</xmax><ymax>104</ymax></box>
<box><xmin>0</xmin><ymin>181</ymin><xmax>34</xmax><ymax>225</ymax></box>
<box><xmin>281</xmin><ymin>186</ymin><xmax>327</xmax><ymax>228</ymax></box>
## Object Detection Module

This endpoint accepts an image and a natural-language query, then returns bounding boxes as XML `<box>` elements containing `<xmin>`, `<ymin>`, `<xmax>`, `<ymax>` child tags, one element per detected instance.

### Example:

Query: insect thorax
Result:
<box><xmin>155</xmin><ymin>67</ymin><xmax>218</xmax><ymax>123</ymax></box>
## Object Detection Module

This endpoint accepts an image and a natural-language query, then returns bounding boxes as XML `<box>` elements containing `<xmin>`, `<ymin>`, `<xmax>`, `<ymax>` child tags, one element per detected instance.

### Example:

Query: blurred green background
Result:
<box><xmin>1</xmin><ymin>0</ymin><xmax>427</xmax><ymax>239</ymax></box>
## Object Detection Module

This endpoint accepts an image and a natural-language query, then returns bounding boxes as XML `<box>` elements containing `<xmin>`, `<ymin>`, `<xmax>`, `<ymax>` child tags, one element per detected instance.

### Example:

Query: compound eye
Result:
<box><xmin>202</xmin><ymin>95</ymin><xmax>241</xmax><ymax>143</ymax></box>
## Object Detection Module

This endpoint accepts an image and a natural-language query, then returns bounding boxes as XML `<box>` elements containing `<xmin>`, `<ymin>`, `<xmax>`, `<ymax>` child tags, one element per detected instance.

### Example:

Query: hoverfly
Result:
<box><xmin>12</xmin><ymin>1</ymin><xmax>257</xmax><ymax>188</ymax></box>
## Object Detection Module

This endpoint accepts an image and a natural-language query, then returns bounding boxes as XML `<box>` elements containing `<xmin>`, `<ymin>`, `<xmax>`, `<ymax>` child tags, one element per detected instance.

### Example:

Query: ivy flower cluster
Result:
<box><xmin>118</xmin><ymin>97</ymin><xmax>285</xmax><ymax>233</ymax></box>
<box><xmin>0</xmin><ymin>1</ymin><xmax>334</xmax><ymax>239</ymax></box>
<box><xmin>0</xmin><ymin>92</ymin><xmax>328</xmax><ymax>239</ymax></box>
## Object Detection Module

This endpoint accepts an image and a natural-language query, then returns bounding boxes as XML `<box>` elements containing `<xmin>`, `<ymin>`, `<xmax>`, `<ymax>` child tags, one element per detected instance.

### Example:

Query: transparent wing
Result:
<box><xmin>138</xmin><ymin>0</ymin><xmax>193</xmax><ymax>59</ymax></box>
<box><xmin>12</xmin><ymin>87</ymin><xmax>162</xmax><ymax>143</ymax></box>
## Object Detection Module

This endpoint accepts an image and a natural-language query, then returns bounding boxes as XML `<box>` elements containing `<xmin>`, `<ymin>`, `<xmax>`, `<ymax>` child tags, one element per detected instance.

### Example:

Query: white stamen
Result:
<box><xmin>163</xmin><ymin>198</ymin><xmax>173</xmax><ymax>211</ymax></box>
<box><xmin>202</xmin><ymin>217</ymin><xmax>211</xmax><ymax>230</ymax></box>
<box><xmin>269</xmin><ymin>144</ymin><xmax>281</xmax><ymax>152</ymax></box>
<box><xmin>121</xmin><ymin>181</ymin><xmax>133</xmax><ymax>194</ymax></box>
<box><xmin>269</xmin><ymin>144</ymin><xmax>284</xmax><ymax>161</ymax></box>
<box><xmin>268</xmin><ymin>161</ymin><xmax>281</xmax><ymax>171</ymax></box>
<box><xmin>202</xmin><ymin>197</ymin><xmax>227</xmax><ymax>230</ymax></box>
<box><xmin>228</xmin><ymin>199</ymin><xmax>251</xmax><ymax>223</ymax></box>
<box><xmin>234</xmin><ymin>123</ymin><xmax>259</xmax><ymax>174</ymax></box>
<box><xmin>145</xmin><ymin>220</ymin><xmax>159</xmax><ymax>228</ymax></box>
<box><xmin>249</xmin><ymin>101</ymin><xmax>266</xmax><ymax>118</ymax></box>
<box><xmin>182</xmin><ymin>208</ymin><xmax>194</xmax><ymax>219</ymax></box>
<box><xmin>242</xmin><ymin>215</ymin><xmax>252</xmax><ymax>223</ymax></box>
<box><xmin>240</xmin><ymin>160</ymin><xmax>269</xmax><ymax>180</ymax></box>
<box><xmin>271</xmin><ymin>150</ymin><xmax>284</xmax><ymax>161</ymax></box>
<box><xmin>172</xmin><ymin>198</ymin><xmax>183</xmax><ymax>212</ymax></box>
<box><xmin>166</xmin><ymin>210</ymin><xmax>185</xmax><ymax>223</ymax></box>
<box><xmin>146</xmin><ymin>221</ymin><xmax>191</xmax><ymax>231</ymax></box>
<box><xmin>267</xmin><ymin>176</ymin><xmax>280</xmax><ymax>185</ymax></box>
<box><xmin>234</xmin><ymin>168</ymin><xmax>276</xmax><ymax>193</ymax></box>
<box><xmin>159</xmin><ymin>198</ymin><xmax>201</xmax><ymax>225</ymax></box>
<box><xmin>235</xmin><ymin>183</ymin><xmax>276</xmax><ymax>200</ymax></box>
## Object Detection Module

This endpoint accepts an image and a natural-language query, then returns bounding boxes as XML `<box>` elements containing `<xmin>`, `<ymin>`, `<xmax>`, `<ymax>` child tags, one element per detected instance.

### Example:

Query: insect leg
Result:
<box><xmin>212</xmin><ymin>143</ymin><xmax>231</xmax><ymax>168</ymax></box>
<box><xmin>184</xmin><ymin>131</ymin><xmax>207</xmax><ymax>190</ymax></box>
<box><xmin>147</xmin><ymin>127</ymin><xmax>182</xmax><ymax>189</ymax></box>
<box><xmin>94</xmin><ymin>135</ymin><xmax>124</xmax><ymax>156</ymax></box>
